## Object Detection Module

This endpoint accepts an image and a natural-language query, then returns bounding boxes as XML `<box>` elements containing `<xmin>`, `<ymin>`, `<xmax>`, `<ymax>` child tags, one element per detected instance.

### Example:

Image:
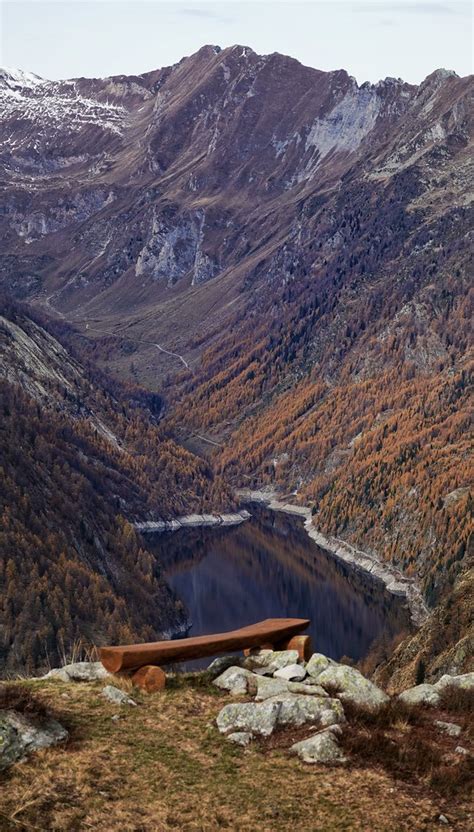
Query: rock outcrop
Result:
<box><xmin>213</xmin><ymin>666</ymin><xmax>255</xmax><ymax>695</ymax></box>
<box><xmin>214</xmin><ymin>648</ymin><xmax>392</xmax><ymax>761</ymax></box>
<box><xmin>0</xmin><ymin>710</ymin><xmax>68</xmax><ymax>771</ymax></box>
<box><xmin>101</xmin><ymin>685</ymin><xmax>137</xmax><ymax>706</ymax></box>
<box><xmin>217</xmin><ymin>701</ymin><xmax>281</xmax><ymax>737</ymax></box>
<box><xmin>290</xmin><ymin>726</ymin><xmax>347</xmax><ymax>764</ymax></box>
<box><xmin>313</xmin><ymin>665</ymin><xmax>389</xmax><ymax>710</ymax></box>
<box><xmin>398</xmin><ymin>683</ymin><xmax>441</xmax><ymax>707</ymax></box>
<box><xmin>43</xmin><ymin>662</ymin><xmax>112</xmax><ymax>683</ymax></box>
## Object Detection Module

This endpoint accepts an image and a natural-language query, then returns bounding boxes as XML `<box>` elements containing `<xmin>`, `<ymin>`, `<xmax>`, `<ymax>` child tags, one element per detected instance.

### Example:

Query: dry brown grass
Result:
<box><xmin>439</xmin><ymin>687</ymin><xmax>474</xmax><ymax>720</ymax></box>
<box><xmin>0</xmin><ymin>677</ymin><xmax>472</xmax><ymax>831</ymax></box>
<box><xmin>0</xmin><ymin>683</ymin><xmax>61</xmax><ymax>724</ymax></box>
<box><xmin>339</xmin><ymin>697</ymin><xmax>474</xmax><ymax>800</ymax></box>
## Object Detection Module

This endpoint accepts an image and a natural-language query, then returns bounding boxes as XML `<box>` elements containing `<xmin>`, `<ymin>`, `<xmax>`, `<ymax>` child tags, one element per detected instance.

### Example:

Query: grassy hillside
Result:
<box><xmin>0</xmin><ymin>674</ymin><xmax>472</xmax><ymax>831</ymax></box>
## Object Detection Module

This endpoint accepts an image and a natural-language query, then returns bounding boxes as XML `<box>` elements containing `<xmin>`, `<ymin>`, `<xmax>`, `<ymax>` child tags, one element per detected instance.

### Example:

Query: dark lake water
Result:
<box><xmin>146</xmin><ymin>505</ymin><xmax>411</xmax><ymax>664</ymax></box>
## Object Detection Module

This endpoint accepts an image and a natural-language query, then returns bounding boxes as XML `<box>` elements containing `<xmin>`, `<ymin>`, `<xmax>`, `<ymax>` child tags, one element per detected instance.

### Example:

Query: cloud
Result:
<box><xmin>178</xmin><ymin>6</ymin><xmax>233</xmax><ymax>23</ymax></box>
<box><xmin>351</xmin><ymin>1</ymin><xmax>468</xmax><ymax>15</ymax></box>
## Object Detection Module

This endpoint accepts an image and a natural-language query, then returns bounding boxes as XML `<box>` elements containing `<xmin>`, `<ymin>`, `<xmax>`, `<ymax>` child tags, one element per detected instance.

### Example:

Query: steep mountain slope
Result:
<box><xmin>1</xmin><ymin>47</ymin><xmax>471</xmax><ymax>375</ymax></box>
<box><xmin>0</xmin><ymin>47</ymin><xmax>472</xmax><ymax>680</ymax></box>
<box><xmin>0</xmin><ymin>302</ymin><xmax>231</xmax><ymax>673</ymax></box>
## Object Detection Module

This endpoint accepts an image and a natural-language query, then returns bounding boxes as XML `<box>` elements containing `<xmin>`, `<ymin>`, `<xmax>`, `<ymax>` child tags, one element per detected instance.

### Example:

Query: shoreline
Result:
<box><xmin>236</xmin><ymin>488</ymin><xmax>429</xmax><ymax>628</ymax></box>
<box><xmin>135</xmin><ymin>510</ymin><xmax>251</xmax><ymax>534</ymax></box>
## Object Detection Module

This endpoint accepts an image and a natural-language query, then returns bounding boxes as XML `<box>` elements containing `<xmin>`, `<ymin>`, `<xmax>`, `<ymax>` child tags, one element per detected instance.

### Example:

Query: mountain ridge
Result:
<box><xmin>1</xmin><ymin>44</ymin><xmax>472</xmax><ymax>683</ymax></box>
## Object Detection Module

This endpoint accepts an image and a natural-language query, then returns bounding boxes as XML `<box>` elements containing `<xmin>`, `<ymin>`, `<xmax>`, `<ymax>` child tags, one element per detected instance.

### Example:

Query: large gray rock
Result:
<box><xmin>101</xmin><ymin>685</ymin><xmax>137</xmax><ymax>706</ymax></box>
<box><xmin>267</xmin><ymin>693</ymin><xmax>345</xmax><ymax>728</ymax></box>
<box><xmin>398</xmin><ymin>684</ymin><xmax>441</xmax><ymax>707</ymax></box>
<box><xmin>434</xmin><ymin>720</ymin><xmax>462</xmax><ymax>738</ymax></box>
<box><xmin>287</xmin><ymin>682</ymin><xmax>328</xmax><ymax>697</ymax></box>
<box><xmin>306</xmin><ymin>653</ymin><xmax>336</xmax><ymax>679</ymax></box>
<box><xmin>434</xmin><ymin>673</ymin><xmax>474</xmax><ymax>693</ymax></box>
<box><xmin>0</xmin><ymin>718</ymin><xmax>24</xmax><ymax>771</ymax></box>
<box><xmin>213</xmin><ymin>666</ymin><xmax>255</xmax><ymax>695</ymax></box>
<box><xmin>316</xmin><ymin>665</ymin><xmax>389</xmax><ymax>710</ymax></box>
<box><xmin>0</xmin><ymin>710</ymin><xmax>68</xmax><ymax>771</ymax></box>
<box><xmin>274</xmin><ymin>664</ymin><xmax>306</xmax><ymax>682</ymax></box>
<box><xmin>43</xmin><ymin>662</ymin><xmax>111</xmax><ymax>682</ymax></box>
<box><xmin>254</xmin><ymin>676</ymin><xmax>290</xmax><ymax>701</ymax></box>
<box><xmin>243</xmin><ymin>650</ymin><xmax>299</xmax><ymax>675</ymax></box>
<box><xmin>206</xmin><ymin>656</ymin><xmax>241</xmax><ymax>679</ymax></box>
<box><xmin>216</xmin><ymin>701</ymin><xmax>281</xmax><ymax>737</ymax></box>
<box><xmin>291</xmin><ymin>727</ymin><xmax>347</xmax><ymax>765</ymax></box>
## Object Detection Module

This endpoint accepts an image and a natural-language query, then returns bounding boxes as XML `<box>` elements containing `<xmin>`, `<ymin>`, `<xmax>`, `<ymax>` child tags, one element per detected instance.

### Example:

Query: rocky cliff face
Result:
<box><xmin>1</xmin><ymin>47</ymin><xmax>471</xmax><ymax>327</ymax></box>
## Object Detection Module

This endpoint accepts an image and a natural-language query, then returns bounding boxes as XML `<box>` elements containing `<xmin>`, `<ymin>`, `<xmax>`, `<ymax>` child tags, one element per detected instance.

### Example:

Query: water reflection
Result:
<box><xmin>147</xmin><ymin>506</ymin><xmax>411</xmax><ymax>662</ymax></box>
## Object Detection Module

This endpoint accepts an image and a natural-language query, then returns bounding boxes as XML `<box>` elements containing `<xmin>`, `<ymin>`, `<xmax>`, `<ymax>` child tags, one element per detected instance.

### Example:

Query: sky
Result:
<box><xmin>1</xmin><ymin>0</ymin><xmax>472</xmax><ymax>85</ymax></box>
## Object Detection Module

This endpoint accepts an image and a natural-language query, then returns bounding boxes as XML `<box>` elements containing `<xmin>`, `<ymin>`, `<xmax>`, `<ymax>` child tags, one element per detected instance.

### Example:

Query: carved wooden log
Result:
<box><xmin>100</xmin><ymin>618</ymin><xmax>310</xmax><ymax>673</ymax></box>
<box><xmin>132</xmin><ymin>665</ymin><xmax>166</xmax><ymax>693</ymax></box>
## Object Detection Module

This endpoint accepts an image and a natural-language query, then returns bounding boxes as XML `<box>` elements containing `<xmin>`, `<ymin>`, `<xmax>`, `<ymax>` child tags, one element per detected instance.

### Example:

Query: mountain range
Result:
<box><xmin>0</xmin><ymin>45</ymin><xmax>472</xmax><ymax>680</ymax></box>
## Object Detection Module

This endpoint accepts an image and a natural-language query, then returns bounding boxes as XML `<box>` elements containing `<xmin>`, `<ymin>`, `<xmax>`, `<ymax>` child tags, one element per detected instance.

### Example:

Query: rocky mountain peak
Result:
<box><xmin>0</xmin><ymin>66</ymin><xmax>45</xmax><ymax>89</ymax></box>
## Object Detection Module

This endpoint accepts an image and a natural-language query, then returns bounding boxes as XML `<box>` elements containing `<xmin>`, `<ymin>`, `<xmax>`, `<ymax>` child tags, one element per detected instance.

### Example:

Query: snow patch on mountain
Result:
<box><xmin>0</xmin><ymin>74</ymin><xmax>127</xmax><ymax>142</ymax></box>
<box><xmin>0</xmin><ymin>67</ymin><xmax>45</xmax><ymax>89</ymax></box>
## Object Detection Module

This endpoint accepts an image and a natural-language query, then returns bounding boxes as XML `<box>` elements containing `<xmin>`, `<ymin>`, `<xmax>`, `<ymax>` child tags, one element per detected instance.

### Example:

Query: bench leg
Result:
<box><xmin>132</xmin><ymin>665</ymin><xmax>166</xmax><ymax>693</ymax></box>
<box><xmin>276</xmin><ymin>635</ymin><xmax>313</xmax><ymax>662</ymax></box>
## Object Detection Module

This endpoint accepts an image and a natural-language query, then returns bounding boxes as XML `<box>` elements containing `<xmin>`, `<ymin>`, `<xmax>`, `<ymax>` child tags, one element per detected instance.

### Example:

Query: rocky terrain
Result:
<box><xmin>1</xmin><ymin>45</ymin><xmax>472</xmax><ymax>684</ymax></box>
<box><xmin>0</xmin><ymin>654</ymin><xmax>472</xmax><ymax>830</ymax></box>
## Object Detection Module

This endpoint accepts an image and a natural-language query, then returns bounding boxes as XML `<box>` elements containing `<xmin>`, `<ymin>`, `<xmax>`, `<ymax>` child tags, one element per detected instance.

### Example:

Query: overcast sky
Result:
<box><xmin>1</xmin><ymin>0</ymin><xmax>472</xmax><ymax>85</ymax></box>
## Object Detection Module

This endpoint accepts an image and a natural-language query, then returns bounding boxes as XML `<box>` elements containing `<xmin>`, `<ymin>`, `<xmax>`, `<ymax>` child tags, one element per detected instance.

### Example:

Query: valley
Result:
<box><xmin>0</xmin><ymin>45</ymin><xmax>472</xmax><ymax>687</ymax></box>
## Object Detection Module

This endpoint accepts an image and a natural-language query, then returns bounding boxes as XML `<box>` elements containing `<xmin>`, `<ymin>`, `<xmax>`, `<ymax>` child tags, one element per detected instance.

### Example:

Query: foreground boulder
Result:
<box><xmin>398</xmin><ymin>684</ymin><xmax>441</xmax><ymax>707</ymax></box>
<box><xmin>43</xmin><ymin>662</ymin><xmax>111</xmax><ymax>683</ymax></box>
<box><xmin>254</xmin><ymin>676</ymin><xmax>291</xmax><ymax>701</ymax></box>
<box><xmin>268</xmin><ymin>694</ymin><xmax>345</xmax><ymax>728</ymax></box>
<box><xmin>398</xmin><ymin>672</ymin><xmax>474</xmax><ymax>707</ymax></box>
<box><xmin>207</xmin><ymin>656</ymin><xmax>241</xmax><ymax>679</ymax></box>
<box><xmin>306</xmin><ymin>653</ymin><xmax>337</xmax><ymax>679</ymax></box>
<box><xmin>0</xmin><ymin>710</ymin><xmax>68</xmax><ymax>771</ymax></box>
<box><xmin>290</xmin><ymin>726</ymin><xmax>347</xmax><ymax>765</ymax></box>
<box><xmin>287</xmin><ymin>681</ymin><xmax>328</xmax><ymax>696</ymax></box>
<box><xmin>242</xmin><ymin>649</ymin><xmax>299</xmax><ymax>675</ymax></box>
<box><xmin>434</xmin><ymin>673</ymin><xmax>474</xmax><ymax>693</ymax></box>
<box><xmin>213</xmin><ymin>666</ymin><xmax>255</xmax><ymax>695</ymax></box>
<box><xmin>316</xmin><ymin>665</ymin><xmax>389</xmax><ymax>710</ymax></box>
<box><xmin>216</xmin><ymin>701</ymin><xmax>281</xmax><ymax>737</ymax></box>
<box><xmin>274</xmin><ymin>664</ymin><xmax>306</xmax><ymax>682</ymax></box>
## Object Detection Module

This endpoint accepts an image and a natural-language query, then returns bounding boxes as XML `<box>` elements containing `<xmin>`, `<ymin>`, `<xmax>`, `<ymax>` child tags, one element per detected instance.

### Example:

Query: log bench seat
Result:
<box><xmin>99</xmin><ymin>618</ymin><xmax>311</xmax><ymax>692</ymax></box>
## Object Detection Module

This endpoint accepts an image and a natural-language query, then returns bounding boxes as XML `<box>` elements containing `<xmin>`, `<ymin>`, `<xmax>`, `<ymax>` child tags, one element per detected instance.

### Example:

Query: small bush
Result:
<box><xmin>340</xmin><ymin>695</ymin><xmax>473</xmax><ymax>798</ymax></box>
<box><xmin>342</xmin><ymin>727</ymin><xmax>442</xmax><ymax>779</ymax></box>
<box><xmin>429</xmin><ymin>758</ymin><xmax>474</xmax><ymax>797</ymax></box>
<box><xmin>342</xmin><ymin>698</ymin><xmax>424</xmax><ymax>729</ymax></box>
<box><xmin>439</xmin><ymin>687</ymin><xmax>474</xmax><ymax>716</ymax></box>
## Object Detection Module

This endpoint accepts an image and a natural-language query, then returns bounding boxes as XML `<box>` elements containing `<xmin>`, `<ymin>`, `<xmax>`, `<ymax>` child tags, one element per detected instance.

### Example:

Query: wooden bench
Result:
<box><xmin>99</xmin><ymin>618</ymin><xmax>311</xmax><ymax>692</ymax></box>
